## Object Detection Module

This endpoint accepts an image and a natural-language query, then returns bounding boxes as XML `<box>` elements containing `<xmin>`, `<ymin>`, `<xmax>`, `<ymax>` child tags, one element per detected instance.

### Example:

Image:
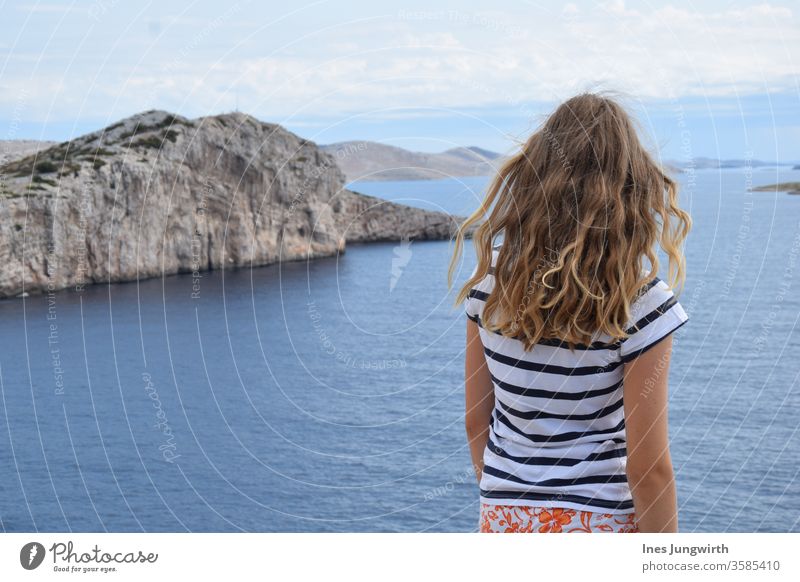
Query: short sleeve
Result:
<box><xmin>463</xmin><ymin>250</ymin><xmax>499</xmax><ymax>322</ymax></box>
<box><xmin>464</xmin><ymin>264</ymin><xmax>480</xmax><ymax>321</ymax></box>
<box><xmin>619</xmin><ymin>279</ymin><xmax>689</xmax><ymax>362</ymax></box>
<box><xmin>464</xmin><ymin>297</ymin><xmax>478</xmax><ymax>321</ymax></box>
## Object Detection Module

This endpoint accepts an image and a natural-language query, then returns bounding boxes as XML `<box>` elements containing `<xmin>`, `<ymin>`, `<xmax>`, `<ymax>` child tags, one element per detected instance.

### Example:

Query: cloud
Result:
<box><xmin>16</xmin><ymin>3</ymin><xmax>75</xmax><ymax>13</ymax></box>
<box><xmin>0</xmin><ymin>1</ymin><xmax>797</xmax><ymax>123</ymax></box>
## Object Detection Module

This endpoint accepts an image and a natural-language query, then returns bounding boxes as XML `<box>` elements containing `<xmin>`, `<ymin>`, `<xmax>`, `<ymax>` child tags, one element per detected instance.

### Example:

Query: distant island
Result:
<box><xmin>0</xmin><ymin>111</ymin><xmax>467</xmax><ymax>298</ymax></box>
<box><xmin>320</xmin><ymin>141</ymin><xmax>503</xmax><ymax>182</ymax></box>
<box><xmin>752</xmin><ymin>182</ymin><xmax>800</xmax><ymax>195</ymax></box>
<box><xmin>320</xmin><ymin>142</ymin><xmax>792</xmax><ymax>182</ymax></box>
<box><xmin>667</xmin><ymin>156</ymin><xmax>791</xmax><ymax>170</ymax></box>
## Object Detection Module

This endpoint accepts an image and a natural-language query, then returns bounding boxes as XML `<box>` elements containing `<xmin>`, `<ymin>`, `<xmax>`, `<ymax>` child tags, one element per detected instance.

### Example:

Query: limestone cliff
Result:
<box><xmin>0</xmin><ymin>110</ymin><xmax>465</xmax><ymax>298</ymax></box>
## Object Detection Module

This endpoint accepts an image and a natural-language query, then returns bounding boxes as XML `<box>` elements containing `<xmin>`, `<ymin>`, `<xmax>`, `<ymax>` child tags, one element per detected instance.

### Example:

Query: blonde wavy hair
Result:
<box><xmin>449</xmin><ymin>92</ymin><xmax>691</xmax><ymax>350</ymax></box>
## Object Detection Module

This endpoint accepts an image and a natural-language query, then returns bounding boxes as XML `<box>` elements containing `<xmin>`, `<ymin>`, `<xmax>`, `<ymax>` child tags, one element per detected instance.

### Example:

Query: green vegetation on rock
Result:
<box><xmin>35</xmin><ymin>161</ymin><xmax>58</xmax><ymax>173</ymax></box>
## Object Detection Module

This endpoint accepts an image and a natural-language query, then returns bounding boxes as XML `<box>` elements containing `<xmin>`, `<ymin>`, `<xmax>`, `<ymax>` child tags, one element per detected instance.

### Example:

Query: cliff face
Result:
<box><xmin>0</xmin><ymin>110</ymin><xmax>463</xmax><ymax>298</ymax></box>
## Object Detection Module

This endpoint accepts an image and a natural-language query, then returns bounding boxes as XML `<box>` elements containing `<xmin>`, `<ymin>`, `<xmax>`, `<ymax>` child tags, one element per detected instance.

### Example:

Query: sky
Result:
<box><xmin>1</xmin><ymin>0</ymin><xmax>798</xmax><ymax>161</ymax></box>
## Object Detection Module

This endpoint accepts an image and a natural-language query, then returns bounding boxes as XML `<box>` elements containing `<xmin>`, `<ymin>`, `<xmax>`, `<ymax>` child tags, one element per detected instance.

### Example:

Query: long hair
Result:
<box><xmin>449</xmin><ymin>92</ymin><xmax>691</xmax><ymax>350</ymax></box>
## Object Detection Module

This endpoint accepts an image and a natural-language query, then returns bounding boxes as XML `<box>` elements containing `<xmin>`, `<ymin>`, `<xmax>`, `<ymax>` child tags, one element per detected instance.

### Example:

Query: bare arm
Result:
<box><xmin>465</xmin><ymin>318</ymin><xmax>494</xmax><ymax>485</ymax></box>
<box><xmin>623</xmin><ymin>335</ymin><xmax>679</xmax><ymax>533</ymax></box>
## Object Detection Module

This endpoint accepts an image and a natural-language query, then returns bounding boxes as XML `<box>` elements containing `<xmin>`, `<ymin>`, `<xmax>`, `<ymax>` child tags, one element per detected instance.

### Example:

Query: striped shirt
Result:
<box><xmin>464</xmin><ymin>246</ymin><xmax>689</xmax><ymax>513</ymax></box>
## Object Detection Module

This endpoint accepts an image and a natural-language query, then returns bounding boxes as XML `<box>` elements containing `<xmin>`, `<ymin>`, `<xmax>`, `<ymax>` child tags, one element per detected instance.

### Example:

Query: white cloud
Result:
<box><xmin>16</xmin><ymin>3</ymin><xmax>74</xmax><ymax>13</ymax></box>
<box><xmin>0</xmin><ymin>1</ymin><xmax>797</xmax><ymax>122</ymax></box>
<box><xmin>562</xmin><ymin>4</ymin><xmax>579</xmax><ymax>17</ymax></box>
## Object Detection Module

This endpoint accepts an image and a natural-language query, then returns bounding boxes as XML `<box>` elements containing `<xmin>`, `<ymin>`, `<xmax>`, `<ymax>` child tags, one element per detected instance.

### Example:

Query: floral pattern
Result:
<box><xmin>479</xmin><ymin>503</ymin><xmax>639</xmax><ymax>533</ymax></box>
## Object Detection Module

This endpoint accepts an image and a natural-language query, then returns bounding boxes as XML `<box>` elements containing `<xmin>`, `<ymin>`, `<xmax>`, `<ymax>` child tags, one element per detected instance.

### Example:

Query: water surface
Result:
<box><xmin>1</xmin><ymin>168</ymin><xmax>798</xmax><ymax>532</ymax></box>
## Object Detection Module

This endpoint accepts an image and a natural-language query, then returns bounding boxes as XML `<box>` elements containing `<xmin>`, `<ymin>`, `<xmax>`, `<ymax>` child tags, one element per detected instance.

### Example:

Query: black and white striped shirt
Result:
<box><xmin>464</xmin><ymin>246</ymin><xmax>689</xmax><ymax>513</ymax></box>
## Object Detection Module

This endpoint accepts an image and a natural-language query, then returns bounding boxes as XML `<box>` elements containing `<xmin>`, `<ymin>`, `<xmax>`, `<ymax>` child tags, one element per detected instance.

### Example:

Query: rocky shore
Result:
<box><xmin>0</xmin><ymin>110</ymin><xmax>466</xmax><ymax>298</ymax></box>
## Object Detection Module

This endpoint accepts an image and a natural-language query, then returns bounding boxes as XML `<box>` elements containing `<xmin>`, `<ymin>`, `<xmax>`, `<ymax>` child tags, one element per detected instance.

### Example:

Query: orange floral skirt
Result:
<box><xmin>480</xmin><ymin>503</ymin><xmax>639</xmax><ymax>533</ymax></box>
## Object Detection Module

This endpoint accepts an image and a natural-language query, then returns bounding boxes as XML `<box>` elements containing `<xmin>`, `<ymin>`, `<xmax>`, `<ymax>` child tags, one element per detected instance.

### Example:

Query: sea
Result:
<box><xmin>0</xmin><ymin>168</ymin><xmax>798</xmax><ymax>532</ymax></box>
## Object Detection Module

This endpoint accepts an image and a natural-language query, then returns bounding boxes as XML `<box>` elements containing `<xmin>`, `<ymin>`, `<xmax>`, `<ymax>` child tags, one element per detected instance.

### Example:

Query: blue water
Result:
<box><xmin>1</xmin><ymin>168</ymin><xmax>799</xmax><ymax>532</ymax></box>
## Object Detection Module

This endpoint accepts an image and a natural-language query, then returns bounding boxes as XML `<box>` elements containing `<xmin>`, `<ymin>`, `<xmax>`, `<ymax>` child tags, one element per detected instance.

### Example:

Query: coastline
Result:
<box><xmin>0</xmin><ymin>111</ymin><xmax>469</xmax><ymax>299</ymax></box>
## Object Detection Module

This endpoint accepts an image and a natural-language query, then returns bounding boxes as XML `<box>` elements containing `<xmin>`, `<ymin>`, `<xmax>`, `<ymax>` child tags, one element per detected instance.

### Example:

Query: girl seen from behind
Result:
<box><xmin>449</xmin><ymin>92</ymin><xmax>691</xmax><ymax>533</ymax></box>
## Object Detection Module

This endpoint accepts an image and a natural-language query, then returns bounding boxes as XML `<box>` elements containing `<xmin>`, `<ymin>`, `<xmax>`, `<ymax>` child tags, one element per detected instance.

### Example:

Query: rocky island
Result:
<box><xmin>321</xmin><ymin>141</ymin><xmax>503</xmax><ymax>182</ymax></box>
<box><xmin>751</xmin><ymin>182</ymin><xmax>800</xmax><ymax>195</ymax></box>
<box><xmin>0</xmin><ymin>110</ymin><xmax>467</xmax><ymax>298</ymax></box>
